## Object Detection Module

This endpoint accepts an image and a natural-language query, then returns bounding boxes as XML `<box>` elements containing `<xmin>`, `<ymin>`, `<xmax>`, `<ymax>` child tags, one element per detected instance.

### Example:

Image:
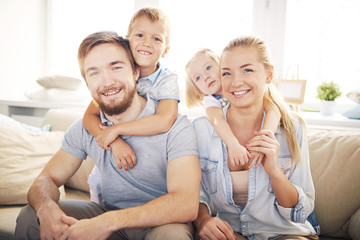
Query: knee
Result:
<box><xmin>146</xmin><ymin>223</ymin><xmax>195</xmax><ymax>240</ymax></box>
<box><xmin>15</xmin><ymin>205</ymin><xmax>40</xmax><ymax>240</ymax></box>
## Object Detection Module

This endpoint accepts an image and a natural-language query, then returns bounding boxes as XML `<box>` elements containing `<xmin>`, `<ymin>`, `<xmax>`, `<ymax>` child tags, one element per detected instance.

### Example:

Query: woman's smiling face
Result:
<box><xmin>220</xmin><ymin>46</ymin><xmax>272</xmax><ymax>108</ymax></box>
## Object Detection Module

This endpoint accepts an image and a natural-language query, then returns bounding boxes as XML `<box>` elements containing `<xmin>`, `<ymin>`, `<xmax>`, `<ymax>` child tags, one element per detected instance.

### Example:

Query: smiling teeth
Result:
<box><xmin>234</xmin><ymin>90</ymin><xmax>249</xmax><ymax>95</ymax></box>
<box><xmin>104</xmin><ymin>90</ymin><xmax>120</xmax><ymax>96</ymax></box>
<box><xmin>138</xmin><ymin>50</ymin><xmax>150</xmax><ymax>55</ymax></box>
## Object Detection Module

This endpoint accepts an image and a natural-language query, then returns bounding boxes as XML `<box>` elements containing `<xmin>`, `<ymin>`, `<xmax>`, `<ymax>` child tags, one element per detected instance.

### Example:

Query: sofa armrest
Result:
<box><xmin>42</xmin><ymin>108</ymin><xmax>85</xmax><ymax>132</ymax></box>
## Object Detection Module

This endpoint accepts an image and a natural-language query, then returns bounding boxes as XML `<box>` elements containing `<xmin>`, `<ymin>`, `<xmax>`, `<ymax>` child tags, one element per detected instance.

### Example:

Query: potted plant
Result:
<box><xmin>316</xmin><ymin>81</ymin><xmax>342</xmax><ymax>115</ymax></box>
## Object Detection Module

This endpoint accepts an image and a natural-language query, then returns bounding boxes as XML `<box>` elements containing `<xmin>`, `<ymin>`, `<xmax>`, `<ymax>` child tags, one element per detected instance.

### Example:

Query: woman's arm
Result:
<box><xmin>247</xmin><ymin>130</ymin><xmax>299</xmax><ymax>208</ymax></box>
<box><xmin>206</xmin><ymin>106</ymin><xmax>251</xmax><ymax>166</ymax></box>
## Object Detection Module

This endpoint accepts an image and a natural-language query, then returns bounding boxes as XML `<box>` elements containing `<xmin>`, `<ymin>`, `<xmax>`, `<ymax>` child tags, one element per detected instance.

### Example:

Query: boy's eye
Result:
<box><xmin>206</xmin><ymin>65</ymin><xmax>212</xmax><ymax>71</ymax></box>
<box><xmin>135</xmin><ymin>33</ymin><xmax>143</xmax><ymax>38</ymax></box>
<box><xmin>154</xmin><ymin>37</ymin><xmax>162</xmax><ymax>42</ymax></box>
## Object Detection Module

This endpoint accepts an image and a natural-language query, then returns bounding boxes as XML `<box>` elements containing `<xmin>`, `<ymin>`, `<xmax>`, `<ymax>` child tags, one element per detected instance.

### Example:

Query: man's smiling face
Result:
<box><xmin>84</xmin><ymin>43</ymin><xmax>139</xmax><ymax>116</ymax></box>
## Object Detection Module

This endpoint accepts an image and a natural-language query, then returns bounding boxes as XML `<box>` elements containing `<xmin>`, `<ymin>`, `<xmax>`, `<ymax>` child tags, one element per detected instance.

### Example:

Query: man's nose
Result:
<box><xmin>102</xmin><ymin>71</ymin><xmax>116</xmax><ymax>86</ymax></box>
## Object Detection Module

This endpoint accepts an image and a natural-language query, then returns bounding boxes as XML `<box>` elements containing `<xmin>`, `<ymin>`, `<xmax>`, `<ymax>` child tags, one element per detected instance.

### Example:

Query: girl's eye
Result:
<box><xmin>206</xmin><ymin>65</ymin><xmax>212</xmax><ymax>71</ymax></box>
<box><xmin>195</xmin><ymin>76</ymin><xmax>201</xmax><ymax>81</ymax></box>
<box><xmin>154</xmin><ymin>37</ymin><xmax>162</xmax><ymax>42</ymax></box>
<box><xmin>244</xmin><ymin>69</ymin><xmax>253</xmax><ymax>73</ymax></box>
<box><xmin>222</xmin><ymin>72</ymin><xmax>231</xmax><ymax>77</ymax></box>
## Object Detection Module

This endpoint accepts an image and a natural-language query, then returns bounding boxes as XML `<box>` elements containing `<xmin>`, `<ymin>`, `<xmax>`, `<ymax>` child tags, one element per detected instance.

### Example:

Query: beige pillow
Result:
<box><xmin>0</xmin><ymin>126</ymin><xmax>65</xmax><ymax>205</ymax></box>
<box><xmin>307</xmin><ymin>128</ymin><xmax>360</xmax><ymax>238</ymax></box>
<box><xmin>36</xmin><ymin>75</ymin><xmax>83</xmax><ymax>90</ymax></box>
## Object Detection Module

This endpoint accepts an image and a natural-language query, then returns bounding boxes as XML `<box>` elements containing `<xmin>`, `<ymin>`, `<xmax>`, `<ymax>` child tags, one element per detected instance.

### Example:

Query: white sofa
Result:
<box><xmin>0</xmin><ymin>108</ymin><xmax>359</xmax><ymax>240</ymax></box>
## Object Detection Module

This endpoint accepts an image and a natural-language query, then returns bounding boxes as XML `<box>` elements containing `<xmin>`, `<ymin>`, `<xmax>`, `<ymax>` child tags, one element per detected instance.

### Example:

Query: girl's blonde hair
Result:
<box><xmin>222</xmin><ymin>36</ymin><xmax>305</xmax><ymax>165</ymax></box>
<box><xmin>184</xmin><ymin>49</ymin><xmax>220</xmax><ymax>108</ymax></box>
<box><xmin>127</xmin><ymin>7</ymin><xmax>171</xmax><ymax>48</ymax></box>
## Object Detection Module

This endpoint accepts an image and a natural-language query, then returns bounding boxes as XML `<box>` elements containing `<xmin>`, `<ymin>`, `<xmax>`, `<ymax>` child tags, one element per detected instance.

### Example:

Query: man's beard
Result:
<box><xmin>94</xmin><ymin>85</ymin><xmax>136</xmax><ymax>116</ymax></box>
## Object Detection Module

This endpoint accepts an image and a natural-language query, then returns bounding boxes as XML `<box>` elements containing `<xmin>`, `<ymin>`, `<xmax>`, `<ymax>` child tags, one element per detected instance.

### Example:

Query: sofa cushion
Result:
<box><xmin>307</xmin><ymin>128</ymin><xmax>360</xmax><ymax>238</ymax></box>
<box><xmin>0</xmin><ymin>126</ymin><xmax>65</xmax><ymax>205</ymax></box>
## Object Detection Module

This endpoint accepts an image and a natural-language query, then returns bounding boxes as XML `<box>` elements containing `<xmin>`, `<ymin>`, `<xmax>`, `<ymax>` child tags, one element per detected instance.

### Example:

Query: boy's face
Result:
<box><xmin>128</xmin><ymin>16</ymin><xmax>169</xmax><ymax>73</ymax></box>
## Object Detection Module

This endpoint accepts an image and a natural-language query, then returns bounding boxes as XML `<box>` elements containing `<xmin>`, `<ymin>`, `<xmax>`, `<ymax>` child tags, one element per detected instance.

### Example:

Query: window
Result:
<box><xmin>283</xmin><ymin>0</ymin><xmax>360</xmax><ymax>108</ymax></box>
<box><xmin>48</xmin><ymin>0</ymin><xmax>134</xmax><ymax>78</ymax></box>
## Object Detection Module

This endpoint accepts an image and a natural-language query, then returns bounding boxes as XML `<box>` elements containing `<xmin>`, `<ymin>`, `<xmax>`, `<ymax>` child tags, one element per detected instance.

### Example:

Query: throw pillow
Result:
<box><xmin>36</xmin><ymin>75</ymin><xmax>82</xmax><ymax>90</ymax></box>
<box><xmin>0</xmin><ymin>114</ymin><xmax>50</xmax><ymax>132</ymax></box>
<box><xmin>0</xmin><ymin>126</ymin><xmax>65</xmax><ymax>205</ymax></box>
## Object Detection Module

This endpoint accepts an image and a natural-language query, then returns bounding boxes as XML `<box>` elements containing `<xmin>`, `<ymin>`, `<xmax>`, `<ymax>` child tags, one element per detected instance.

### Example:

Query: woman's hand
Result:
<box><xmin>197</xmin><ymin>215</ymin><xmax>237</xmax><ymax>240</ymax></box>
<box><xmin>246</xmin><ymin>130</ymin><xmax>281</xmax><ymax>177</ymax></box>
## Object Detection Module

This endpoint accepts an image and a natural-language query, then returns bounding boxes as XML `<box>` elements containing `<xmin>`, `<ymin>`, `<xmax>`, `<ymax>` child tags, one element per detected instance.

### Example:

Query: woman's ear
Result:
<box><xmin>266</xmin><ymin>66</ymin><xmax>274</xmax><ymax>84</ymax></box>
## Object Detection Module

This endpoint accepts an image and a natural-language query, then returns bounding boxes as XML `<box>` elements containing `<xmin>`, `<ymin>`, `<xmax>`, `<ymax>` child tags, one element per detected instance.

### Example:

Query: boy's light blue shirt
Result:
<box><xmin>136</xmin><ymin>62</ymin><xmax>179</xmax><ymax>102</ymax></box>
<box><xmin>192</xmin><ymin>105</ymin><xmax>316</xmax><ymax>240</ymax></box>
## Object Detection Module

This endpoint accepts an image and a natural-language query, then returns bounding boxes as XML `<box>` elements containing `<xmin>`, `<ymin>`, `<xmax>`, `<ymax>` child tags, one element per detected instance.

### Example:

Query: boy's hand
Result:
<box><xmin>227</xmin><ymin>141</ymin><xmax>251</xmax><ymax>166</ymax></box>
<box><xmin>96</xmin><ymin>124</ymin><xmax>119</xmax><ymax>149</ymax></box>
<box><xmin>110</xmin><ymin>139</ymin><xmax>137</xmax><ymax>171</ymax></box>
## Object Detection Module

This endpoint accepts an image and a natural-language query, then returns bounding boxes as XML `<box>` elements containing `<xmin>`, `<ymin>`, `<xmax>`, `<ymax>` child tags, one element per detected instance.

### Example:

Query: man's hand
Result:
<box><xmin>60</xmin><ymin>214</ymin><xmax>112</xmax><ymax>240</ymax></box>
<box><xmin>37</xmin><ymin>203</ymin><xmax>70</xmax><ymax>240</ymax></box>
<box><xmin>197</xmin><ymin>215</ymin><xmax>236</xmax><ymax>240</ymax></box>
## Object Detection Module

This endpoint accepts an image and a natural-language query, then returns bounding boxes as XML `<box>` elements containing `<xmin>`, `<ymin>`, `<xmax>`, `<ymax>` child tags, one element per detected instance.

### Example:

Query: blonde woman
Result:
<box><xmin>193</xmin><ymin>36</ymin><xmax>319</xmax><ymax>240</ymax></box>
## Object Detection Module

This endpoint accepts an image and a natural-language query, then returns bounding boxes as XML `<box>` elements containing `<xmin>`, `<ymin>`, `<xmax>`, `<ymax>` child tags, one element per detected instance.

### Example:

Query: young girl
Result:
<box><xmin>193</xmin><ymin>36</ymin><xmax>318</xmax><ymax>239</ymax></box>
<box><xmin>185</xmin><ymin>48</ymin><xmax>280</xmax><ymax>168</ymax></box>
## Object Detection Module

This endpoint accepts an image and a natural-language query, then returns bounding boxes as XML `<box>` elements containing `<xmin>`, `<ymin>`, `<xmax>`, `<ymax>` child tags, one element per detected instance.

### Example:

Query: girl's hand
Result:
<box><xmin>197</xmin><ymin>216</ymin><xmax>236</xmax><ymax>240</ymax></box>
<box><xmin>246</xmin><ymin>130</ymin><xmax>280</xmax><ymax>176</ymax></box>
<box><xmin>248</xmin><ymin>152</ymin><xmax>265</xmax><ymax>168</ymax></box>
<box><xmin>227</xmin><ymin>141</ymin><xmax>251</xmax><ymax>166</ymax></box>
<box><xmin>110</xmin><ymin>139</ymin><xmax>136</xmax><ymax>171</ymax></box>
<box><xmin>96</xmin><ymin>124</ymin><xmax>119</xmax><ymax>149</ymax></box>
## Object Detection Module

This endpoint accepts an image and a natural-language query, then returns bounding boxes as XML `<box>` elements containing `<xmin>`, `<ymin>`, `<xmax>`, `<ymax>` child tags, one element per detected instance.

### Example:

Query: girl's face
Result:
<box><xmin>187</xmin><ymin>53</ymin><xmax>222</xmax><ymax>96</ymax></box>
<box><xmin>220</xmin><ymin>46</ymin><xmax>272</xmax><ymax>108</ymax></box>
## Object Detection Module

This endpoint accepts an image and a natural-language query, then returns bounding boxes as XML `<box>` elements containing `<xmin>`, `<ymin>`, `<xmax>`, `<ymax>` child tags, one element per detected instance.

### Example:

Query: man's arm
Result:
<box><xmin>27</xmin><ymin>149</ymin><xmax>83</xmax><ymax>239</ymax></box>
<box><xmin>61</xmin><ymin>155</ymin><xmax>201</xmax><ymax>238</ymax></box>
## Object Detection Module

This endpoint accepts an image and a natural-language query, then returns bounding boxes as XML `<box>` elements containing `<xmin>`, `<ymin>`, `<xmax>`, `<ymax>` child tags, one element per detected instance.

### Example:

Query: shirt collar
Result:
<box><xmin>137</xmin><ymin>62</ymin><xmax>162</xmax><ymax>86</ymax></box>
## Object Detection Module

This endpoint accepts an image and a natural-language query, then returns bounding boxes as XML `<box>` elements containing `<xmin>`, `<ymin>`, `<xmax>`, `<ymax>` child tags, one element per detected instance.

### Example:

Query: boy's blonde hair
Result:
<box><xmin>222</xmin><ymin>36</ymin><xmax>305</xmax><ymax>166</ymax></box>
<box><xmin>184</xmin><ymin>49</ymin><xmax>220</xmax><ymax>108</ymax></box>
<box><xmin>127</xmin><ymin>7</ymin><xmax>171</xmax><ymax>48</ymax></box>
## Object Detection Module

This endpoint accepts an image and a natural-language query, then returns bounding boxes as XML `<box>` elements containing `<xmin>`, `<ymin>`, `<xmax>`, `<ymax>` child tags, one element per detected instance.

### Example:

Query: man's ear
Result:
<box><xmin>266</xmin><ymin>66</ymin><xmax>274</xmax><ymax>84</ymax></box>
<box><xmin>161</xmin><ymin>46</ymin><xmax>170</xmax><ymax>58</ymax></box>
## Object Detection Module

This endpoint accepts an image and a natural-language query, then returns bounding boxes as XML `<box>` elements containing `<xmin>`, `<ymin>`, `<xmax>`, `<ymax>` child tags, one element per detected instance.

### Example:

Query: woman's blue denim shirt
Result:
<box><xmin>192</xmin><ymin>109</ymin><xmax>317</xmax><ymax>240</ymax></box>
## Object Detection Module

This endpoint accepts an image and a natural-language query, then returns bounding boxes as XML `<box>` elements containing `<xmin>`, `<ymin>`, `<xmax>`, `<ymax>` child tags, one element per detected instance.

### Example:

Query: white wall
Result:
<box><xmin>0</xmin><ymin>0</ymin><xmax>47</xmax><ymax>98</ymax></box>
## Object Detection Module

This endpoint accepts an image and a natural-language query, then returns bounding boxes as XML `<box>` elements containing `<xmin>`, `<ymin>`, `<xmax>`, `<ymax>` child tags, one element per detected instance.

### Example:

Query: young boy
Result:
<box><xmin>83</xmin><ymin>7</ymin><xmax>179</xmax><ymax>204</ymax></box>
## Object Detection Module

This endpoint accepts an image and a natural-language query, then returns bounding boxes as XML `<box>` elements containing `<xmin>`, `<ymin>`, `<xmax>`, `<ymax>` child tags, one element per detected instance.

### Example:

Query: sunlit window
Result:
<box><xmin>283</xmin><ymin>0</ymin><xmax>360</xmax><ymax>106</ymax></box>
<box><xmin>48</xmin><ymin>0</ymin><xmax>134</xmax><ymax>78</ymax></box>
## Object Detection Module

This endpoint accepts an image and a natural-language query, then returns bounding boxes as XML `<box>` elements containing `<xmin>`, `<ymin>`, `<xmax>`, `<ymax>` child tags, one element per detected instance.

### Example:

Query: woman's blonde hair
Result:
<box><xmin>184</xmin><ymin>49</ymin><xmax>220</xmax><ymax>108</ymax></box>
<box><xmin>222</xmin><ymin>36</ymin><xmax>305</xmax><ymax>165</ymax></box>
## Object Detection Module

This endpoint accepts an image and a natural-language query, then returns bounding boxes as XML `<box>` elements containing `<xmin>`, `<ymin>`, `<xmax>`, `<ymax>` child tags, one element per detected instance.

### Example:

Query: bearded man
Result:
<box><xmin>15</xmin><ymin>31</ymin><xmax>200</xmax><ymax>240</ymax></box>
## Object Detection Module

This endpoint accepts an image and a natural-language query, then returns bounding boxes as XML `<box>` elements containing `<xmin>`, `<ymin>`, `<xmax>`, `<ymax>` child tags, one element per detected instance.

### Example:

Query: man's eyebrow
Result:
<box><xmin>110</xmin><ymin>60</ymin><xmax>126</xmax><ymax>66</ymax></box>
